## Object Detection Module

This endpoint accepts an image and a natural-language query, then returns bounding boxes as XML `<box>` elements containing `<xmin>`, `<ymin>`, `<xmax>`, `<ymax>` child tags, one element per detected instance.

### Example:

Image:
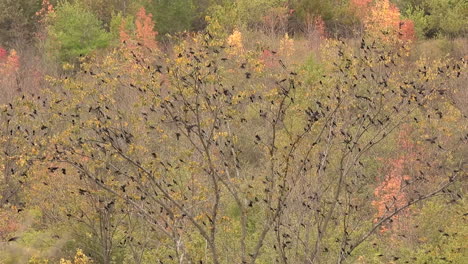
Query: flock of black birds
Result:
<box><xmin>1</xmin><ymin>35</ymin><xmax>466</xmax><ymax>263</ymax></box>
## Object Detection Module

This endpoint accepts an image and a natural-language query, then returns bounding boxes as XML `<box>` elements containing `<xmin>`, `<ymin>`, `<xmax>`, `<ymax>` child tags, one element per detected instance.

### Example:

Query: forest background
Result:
<box><xmin>0</xmin><ymin>0</ymin><xmax>467</xmax><ymax>263</ymax></box>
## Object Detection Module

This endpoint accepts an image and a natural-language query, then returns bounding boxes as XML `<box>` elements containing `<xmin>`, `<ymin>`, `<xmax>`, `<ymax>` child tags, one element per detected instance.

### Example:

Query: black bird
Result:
<box><xmin>425</xmin><ymin>137</ymin><xmax>437</xmax><ymax>144</ymax></box>
<box><xmin>8</xmin><ymin>237</ymin><xmax>20</xmax><ymax>242</ymax></box>
<box><xmin>105</xmin><ymin>201</ymin><xmax>115</xmax><ymax>211</ymax></box>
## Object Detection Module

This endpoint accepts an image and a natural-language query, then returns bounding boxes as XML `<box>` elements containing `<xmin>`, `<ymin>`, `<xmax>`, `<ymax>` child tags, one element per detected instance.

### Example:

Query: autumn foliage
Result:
<box><xmin>373</xmin><ymin>127</ymin><xmax>416</xmax><ymax>232</ymax></box>
<box><xmin>313</xmin><ymin>16</ymin><xmax>327</xmax><ymax>39</ymax></box>
<box><xmin>0</xmin><ymin>47</ymin><xmax>20</xmax><ymax>94</ymax></box>
<box><xmin>399</xmin><ymin>19</ymin><xmax>416</xmax><ymax>41</ymax></box>
<box><xmin>135</xmin><ymin>8</ymin><xmax>158</xmax><ymax>50</ymax></box>
<box><xmin>120</xmin><ymin>7</ymin><xmax>158</xmax><ymax>51</ymax></box>
<box><xmin>0</xmin><ymin>48</ymin><xmax>19</xmax><ymax>74</ymax></box>
<box><xmin>0</xmin><ymin>1</ymin><xmax>466</xmax><ymax>263</ymax></box>
<box><xmin>0</xmin><ymin>47</ymin><xmax>6</xmax><ymax>60</ymax></box>
<box><xmin>0</xmin><ymin>208</ymin><xmax>20</xmax><ymax>241</ymax></box>
<box><xmin>352</xmin><ymin>0</ymin><xmax>416</xmax><ymax>42</ymax></box>
<box><xmin>35</xmin><ymin>0</ymin><xmax>54</xmax><ymax>21</ymax></box>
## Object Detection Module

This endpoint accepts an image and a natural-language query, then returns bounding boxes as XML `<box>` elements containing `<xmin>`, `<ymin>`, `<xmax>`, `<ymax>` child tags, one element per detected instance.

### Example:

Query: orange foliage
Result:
<box><xmin>399</xmin><ymin>19</ymin><xmax>416</xmax><ymax>41</ymax></box>
<box><xmin>0</xmin><ymin>49</ymin><xmax>19</xmax><ymax>75</ymax></box>
<box><xmin>364</xmin><ymin>0</ymin><xmax>400</xmax><ymax>40</ymax></box>
<box><xmin>0</xmin><ymin>47</ymin><xmax>6</xmax><ymax>60</ymax></box>
<box><xmin>314</xmin><ymin>16</ymin><xmax>327</xmax><ymax>39</ymax></box>
<box><xmin>120</xmin><ymin>7</ymin><xmax>158</xmax><ymax>53</ymax></box>
<box><xmin>35</xmin><ymin>0</ymin><xmax>54</xmax><ymax>40</ymax></box>
<box><xmin>119</xmin><ymin>22</ymin><xmax>131</xmax><ymax>45</ymax></box>
<box><xmin>35</xmin><ymin>0</ymin><xmax>54</xmax><ymax>21</ymax></box>
<box><xmin>135</xmin><ymin>7</ymin><xmax>158</xmax><ymax>50</ymax></box>
<box><xmin>0</xmin><ymin>48</ymin><xmax>20</xmax><ymax>99</ymax></box>
<box><xmin>118</xmin><ymin>7</ymin><xmax>159</xmax><ymax>78</ymax></box>
<box><xmin>350</xmin><ymin>0</ymin><xmax>373</xmax><ymax>8</ymax></box>
<box><xmin>0</xmin><ymin>208</ymin><xmax>21</xmax><ymax>240</ymax></box>
<box><xmin>372</xmin><ymin>157</ymin><xmax>409</xmax><ymax>232</ymax></box>
<box><xmin>352</xmin><ymin>0</ymin><xmax>416</xmax><ymax>42</ymax></box>
<box><xmin>119</xmin><ymin>21</ymin><xmax>131</xmax><ymax>44</ymax></box>
<box><xmin>350</xmin><ymin>0</ymin><xmax>373</xmax><ymax>19</ymax></box>
<box><xmin>260</xmin><ymin>49</ymin><xmax>276</xmax><ymax>68</ymax></box>
<box><xmin>372</xmin><ymin>126</ymin><xmax>415</xmax><ymax>232</ymax></box>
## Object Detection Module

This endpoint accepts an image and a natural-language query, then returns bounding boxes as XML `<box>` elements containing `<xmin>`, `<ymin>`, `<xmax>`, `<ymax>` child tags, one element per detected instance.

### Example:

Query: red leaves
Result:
<box><xmin>0</xmin><ymin>47</ymin><xmax>7</xmax><ymax>61</ymax></box>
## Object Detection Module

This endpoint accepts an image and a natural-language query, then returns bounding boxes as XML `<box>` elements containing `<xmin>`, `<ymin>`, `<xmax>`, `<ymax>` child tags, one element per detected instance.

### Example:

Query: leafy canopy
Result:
<box><xmin>46</xmin><ymin>1</ymin><xmax>110</xmax><ymax>63</ymax></box>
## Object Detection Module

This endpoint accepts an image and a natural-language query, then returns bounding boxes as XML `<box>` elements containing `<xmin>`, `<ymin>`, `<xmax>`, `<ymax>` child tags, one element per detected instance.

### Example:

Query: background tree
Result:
<box><xmin>45</xmin><ymin>1</ymin><xmax>111</xmax><ymax>63</ymax></box>
<box><xmin>0</xmin><ymin>0</ymin><xmax>41</xmax><ymax>47</ymax></box>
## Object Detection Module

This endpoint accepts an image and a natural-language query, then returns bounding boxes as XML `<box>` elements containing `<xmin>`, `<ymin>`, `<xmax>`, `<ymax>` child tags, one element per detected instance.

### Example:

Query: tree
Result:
<box><xmin>403</xmin><ymin>0</ymin><xmax>468</xmax><ymax>38</ymax></box>
<box><xmin>291</xmin><ymin>0</ymin><xmax>357</xmax><ymax>37</ymax></box>
<box><xmin>0</xmin><ymin>0</ymin><xmax>42</xmax><ymax>47</ymax></box>
<box><xmin>208</xmin><ymin>0</ymin><xmax>288</xmax><ymax>34</ymax></box>
<box><xmin>118</xmin><ymin>7</ymin><xmax>159</xmax><ymax>51</ymax></box>
<box><xmin>142</xmin><ymin>0</ymin><xmax>196</xmax><ymax>35</ymax></box>
<box><xmin>45</xmin><ymin>1</ymin><xmax>111</xmax><ymax>63</ymax></box>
